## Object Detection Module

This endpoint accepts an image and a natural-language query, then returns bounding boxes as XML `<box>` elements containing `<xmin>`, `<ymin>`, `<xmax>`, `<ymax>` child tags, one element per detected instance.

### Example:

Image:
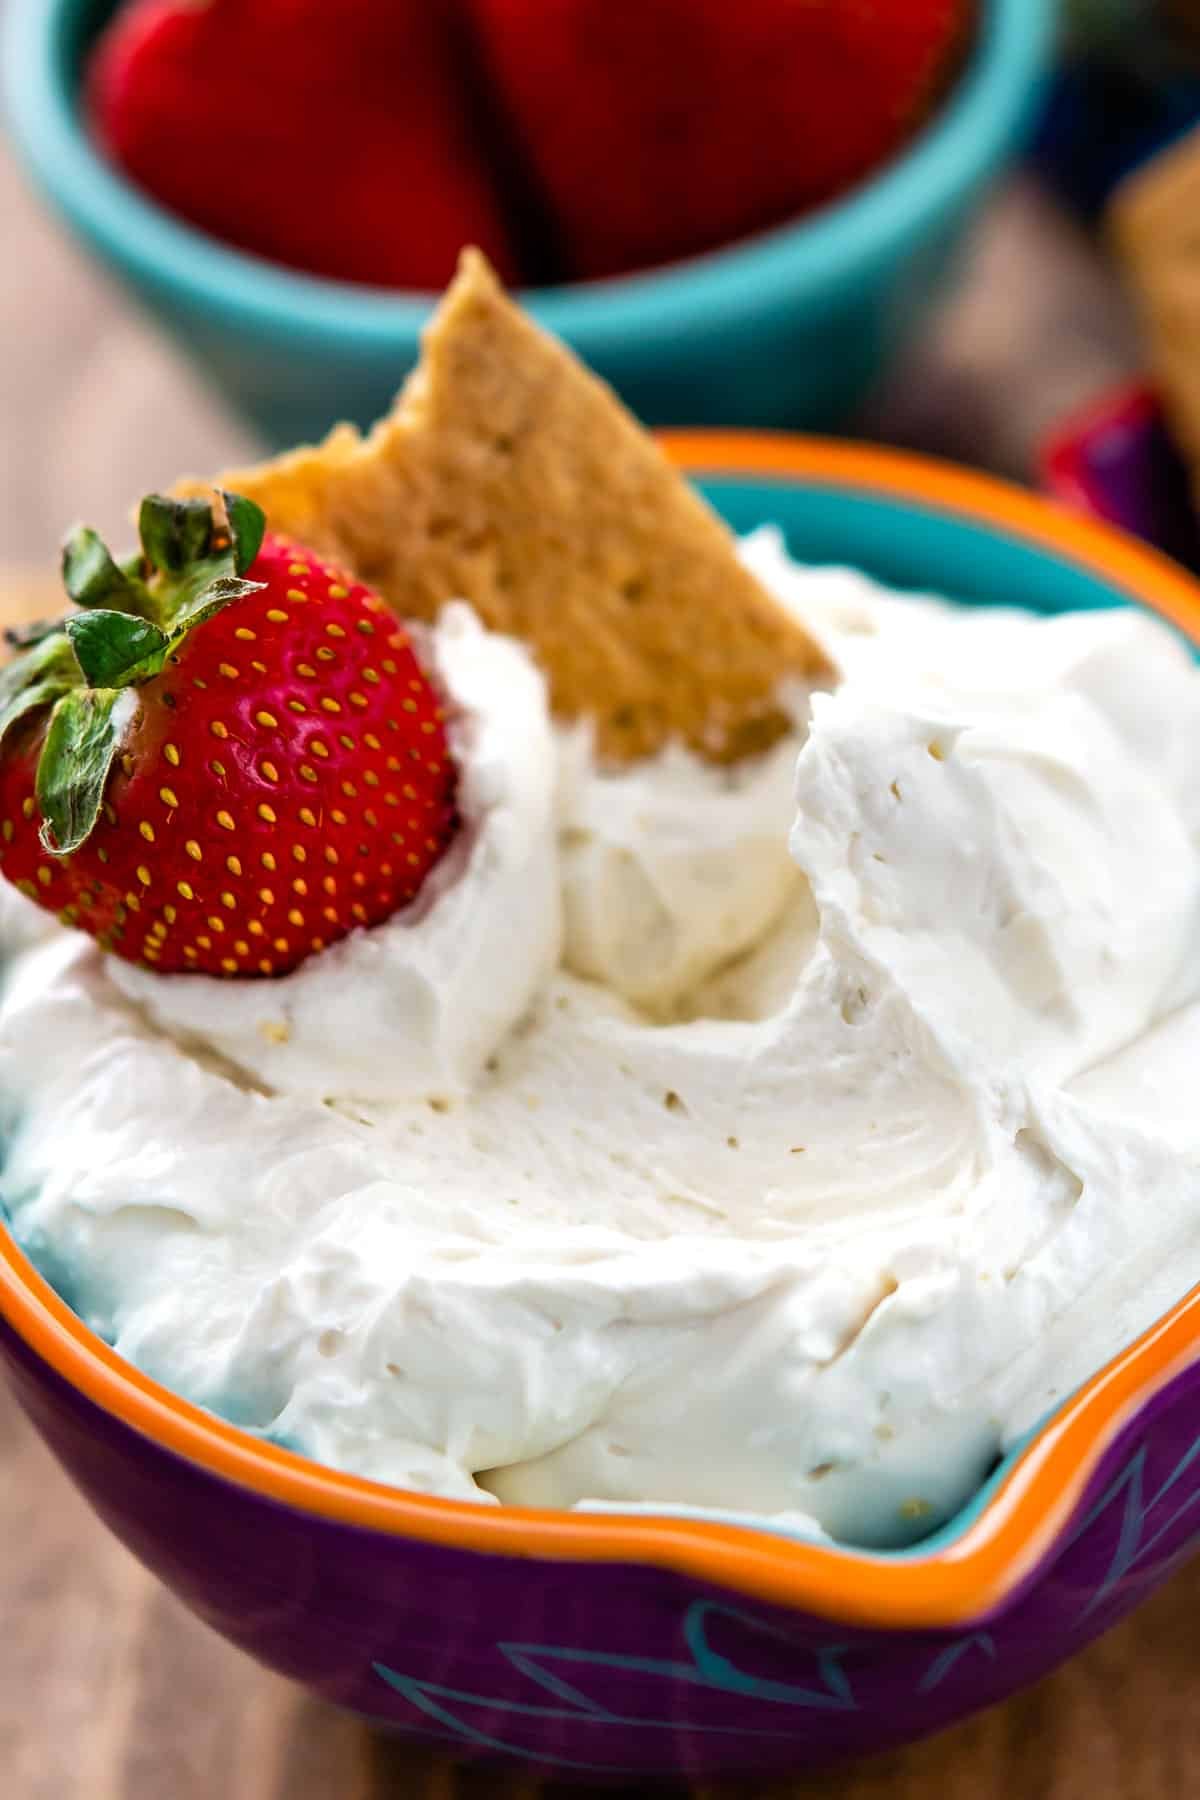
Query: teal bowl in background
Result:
<box><xmin>3</xmin><ymin>0</ymin><xmax>1052</xmax><ymax>448</ymax></box>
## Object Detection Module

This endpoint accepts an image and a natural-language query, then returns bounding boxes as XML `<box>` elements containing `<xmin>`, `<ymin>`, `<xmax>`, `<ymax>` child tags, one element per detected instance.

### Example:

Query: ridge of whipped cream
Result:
<box><xmin>109</xmin><ymin>605</ymin><xmax>562</xmax><ymax>1101</ymax></box>
<box><xmin>3</xmin><ymin>530</ymin><xmax>1200</xmax><ymax>1547</ymax></box>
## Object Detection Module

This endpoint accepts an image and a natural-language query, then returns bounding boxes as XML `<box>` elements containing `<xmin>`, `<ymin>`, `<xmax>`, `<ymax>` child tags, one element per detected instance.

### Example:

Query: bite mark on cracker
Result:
<box><xmin>185</xmin><ymin>252</ymin><xmax>830</xmax><ymax>763</ymax></box>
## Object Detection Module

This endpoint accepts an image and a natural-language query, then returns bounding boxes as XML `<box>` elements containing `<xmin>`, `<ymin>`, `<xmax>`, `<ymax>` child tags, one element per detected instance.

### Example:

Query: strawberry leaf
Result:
<box><xmin>66</xmin><ymin>610</ymin><xmax>170</xmax><ymax>687</ymax></box>
<box><xmin>36</xmin><ymin>687</ymin><xmax>128</xmax><ymax>856</ymax></box>
<box><xmin>55</xmin><ymin>491</ymin><xmax>268</xmax><ymax>662</ymax></box>
<box><xmin>133</xmin><ymin>493</ymin><xmax>265</xmax><ymax>627</ymax></box>
<box><xmin>221</xmin><ymin>491</ymin><xmax>266</xmax><ymax>576</ymax></box>
<box><xmin>138</xmin><ymin>495</ymin><xmax>214</xmax><ymax>575</ymax></box>
<box><xmin>0</xmin><ymin>676</ymin><xmax>76</xmax><ymax>754</ymax></box>
<box><xmin>5</xmin><ymin>618</ymin><xmax>66</xmax><ymax>653</ymax></box>
<box><xmin>0</xmin><ymin>633</ymin><xmax>78</xmax><ymax>754</ymax></box>
<box><xmin>0</xmin><ymin>631</ymin><xmax>75</xmax><ymax>708</ymax></box>
<box><xmin>170</xmin><ymin>573</ymin><xmax>265</xmax><ymax>634</ymax></box>
<box><xmin>62</xmin><ymin>526</ymin><xmax>147</xmax><ymax>614</ymax></box>
<box><xmin>11</xmin><ymin>488</ymin><xmax>275</xmax><ymax>863</ymax></box>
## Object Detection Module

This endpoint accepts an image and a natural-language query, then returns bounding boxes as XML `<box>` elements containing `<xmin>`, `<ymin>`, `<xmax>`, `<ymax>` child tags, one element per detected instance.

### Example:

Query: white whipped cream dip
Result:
<box><xmin>4</xmin><ymin>530</ymin><xmax>1200</xmax><ymax>1548</ymax></box>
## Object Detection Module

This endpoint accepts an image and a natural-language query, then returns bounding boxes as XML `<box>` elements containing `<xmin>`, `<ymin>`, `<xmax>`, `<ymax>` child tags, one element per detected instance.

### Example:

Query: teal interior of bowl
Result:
<box><xmin>1</xmin><ymin>465</ymin><xmax>1165</xmax><ymax>1562</ymax></box>
<box><xmin>700</xmin><ymin>475</ymin><xmax>1135</xmax><ymax>618</ymax></box>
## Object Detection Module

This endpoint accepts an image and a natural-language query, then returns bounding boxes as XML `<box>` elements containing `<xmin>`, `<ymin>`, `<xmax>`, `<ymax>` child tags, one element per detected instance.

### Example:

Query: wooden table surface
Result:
<box><xmin>3</xmin><ymin>107</ymin><xmax>1195</xmax><ymax>1798</ymax></box>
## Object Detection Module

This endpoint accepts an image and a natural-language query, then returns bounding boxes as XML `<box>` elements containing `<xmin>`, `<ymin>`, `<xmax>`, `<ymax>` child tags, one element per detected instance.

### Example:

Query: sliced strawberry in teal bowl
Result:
<box><xmin>4</xmin><ymin>0</ymin><xmax>1052</xmax><ymax>442</ymax></box>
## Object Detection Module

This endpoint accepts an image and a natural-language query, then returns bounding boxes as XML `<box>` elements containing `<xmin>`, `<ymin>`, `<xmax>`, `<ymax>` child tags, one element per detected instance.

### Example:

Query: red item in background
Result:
<box><xmin>467</xmin><ymin>0</ymin><xmax>974</xmax><ymax>279</ymax></box>
<box><xmin>86</xmin><ymin>0</ymin><xmax>520</xmax><ymax>290</ymax></box>
<box><xmin>1039</xmin><ymin>380</ymin><xmax>1200</xmax><ymax>573</ymax></box>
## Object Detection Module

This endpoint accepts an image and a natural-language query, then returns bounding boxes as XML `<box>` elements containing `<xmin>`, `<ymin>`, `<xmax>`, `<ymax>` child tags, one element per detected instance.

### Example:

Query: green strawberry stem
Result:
<box><xmin>3</xmin><ymin>490</ymin><xmax>267</xmax><ymax>856</ymax></box>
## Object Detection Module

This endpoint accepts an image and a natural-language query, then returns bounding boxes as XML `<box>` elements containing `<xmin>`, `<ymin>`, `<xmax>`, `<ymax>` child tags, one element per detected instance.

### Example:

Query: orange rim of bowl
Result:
<box><xmin>3</xmin><ymin>431</ymin><xmax>1200</xmax><ymax>1632</ymax></box>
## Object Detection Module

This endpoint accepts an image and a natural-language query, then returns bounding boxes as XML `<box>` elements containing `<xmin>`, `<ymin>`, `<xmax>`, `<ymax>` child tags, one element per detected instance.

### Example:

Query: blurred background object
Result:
<box><xmin>1110</xmin><ymin>124</ymin><xmax>1200</xmax><ymax>486</ymax></box>
<box><xmin>3</xmin><ymin>0</ymin><xmax>1050</xmax><ymax>442</ymax></box>
<box><xmin>84</xmin><ymin>0</ymin><xmax>978</xmax><ymax>288</ymax></box>
<box><xmin>1039</xmin><ymin>380</ymin><xmax>1200</xmax><ymax>571</ymax></box>
<box><xmin>1032</xmin><ymin>0</ymin><xmax>1200</xmax><ymax>213</ymax></box>
<box><xmin>1004</xmin><ymin>0</ymin><xmax>1200</xmax><ymax>570</ymax></box>
<box><xmin>15</xmin><ymin>0</ymin><xmax>1200</xmax><ymax>608</ymax></box>
<box><xmin>0</xmin><ymin>0</ymin><xmax>1145</xmax><ymax>561</ymax></box>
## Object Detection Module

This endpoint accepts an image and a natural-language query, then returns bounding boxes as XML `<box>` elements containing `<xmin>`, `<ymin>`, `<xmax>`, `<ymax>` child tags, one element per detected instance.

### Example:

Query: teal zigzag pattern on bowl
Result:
<box><xmin>368</xmin><ymin>1416</ymin><xmax>1200</xmax><ymax>1773</ymax></box>
<box><xmin>4</xmin><ymin>1282</ymin><xmax>1200</xmax><ymax>1781</ymax></box>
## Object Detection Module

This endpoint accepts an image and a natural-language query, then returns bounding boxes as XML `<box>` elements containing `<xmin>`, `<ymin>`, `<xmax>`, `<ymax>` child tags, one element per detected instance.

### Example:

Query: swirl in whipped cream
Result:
<box><xmin>4</xmin><ymin>532</ymin><xmax>1200</xmax><ymax>1547</ymax></box>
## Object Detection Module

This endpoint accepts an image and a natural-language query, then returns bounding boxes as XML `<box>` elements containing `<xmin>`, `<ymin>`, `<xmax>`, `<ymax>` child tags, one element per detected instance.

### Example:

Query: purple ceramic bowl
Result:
<box><xmin>5</xmin><ymin>435</ymin><xmax>1200</xmax><ymax>1785</ymax></box>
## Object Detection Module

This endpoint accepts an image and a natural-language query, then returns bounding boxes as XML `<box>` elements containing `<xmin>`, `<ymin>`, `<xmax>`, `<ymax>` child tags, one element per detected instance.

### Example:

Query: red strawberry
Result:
<box><xmin>0</xmin><ymin>493</ymin><xmax>458</xmax><ymax>977</ymax></box>
<box><xmin>466</xmin><ymin>0</ymin><xmax>973</xmax><ymax>279</ymax></box>
<box><xmin>86</xmin><ymin>0</ymin><xmax>520</xmax><ymax>290</ymax></box>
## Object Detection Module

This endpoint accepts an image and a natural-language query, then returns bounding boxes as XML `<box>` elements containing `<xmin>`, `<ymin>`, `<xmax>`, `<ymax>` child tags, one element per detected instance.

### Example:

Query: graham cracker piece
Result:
<box><xmin>187</xmin><ymin>251</ymin><xmax>828</xmax><ymax>763</ymax></box>
<box><xmin>1111</xmin><ymin>126</ymin><xmax>1200</xmax><ymax>486</ymax></box>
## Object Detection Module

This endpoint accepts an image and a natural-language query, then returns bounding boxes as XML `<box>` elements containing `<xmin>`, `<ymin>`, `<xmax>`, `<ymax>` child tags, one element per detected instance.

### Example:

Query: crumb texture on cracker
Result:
<box><xmin>189</xmin><ymin>251</ymin><xmax>828</xmax><ymax>763</ymax></box>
